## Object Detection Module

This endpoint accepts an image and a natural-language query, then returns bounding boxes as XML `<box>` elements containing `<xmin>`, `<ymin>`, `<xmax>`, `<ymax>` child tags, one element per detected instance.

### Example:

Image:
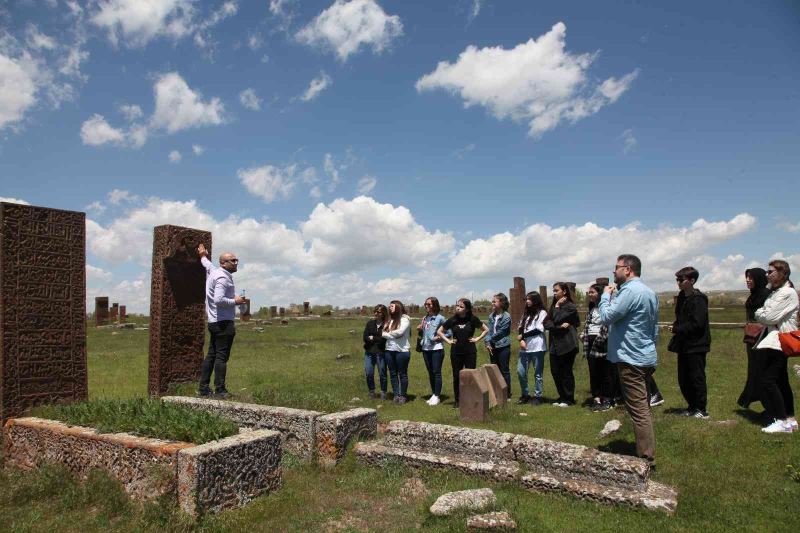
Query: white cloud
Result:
<box><xmin>0</xmin><ymin>197</ymin><xmax>30</xmax><ymax>205</ymax></box>
<box><xmin>356</xmin><ymin>175</ymin><xmax>377</xmax><ymax>194</ymax></box>
<box><xmin>452</xmin><ymin>142</ymin><xmax>476</xmax><ymax>159</ymax></box>
<box><xmin>323</xmin><ymin>152</ymin><xmax>342</xmax><ymax>191</ymax></box>
<box><xmin>192</xmin><ymin>144</ymin><xmax>205</xmax><ymax>155</ymax></box>
<box><xmin>448</xmin><ymin>213</ymin><xmax>758</xmax><ymax>290</ymax></box>
<box><xmin>269</xmin><ymin>0</ymin><xmax>297</xmax><ymax>33</ymax></box>
<box><xmin>296</xmin><ymin>0</ymin><xmax>403</xmax><ymax>62</ymax></box>
<box><xmin>621</xmin><ymin>128</ymin><xmax>637</xmax><ymax>154</ymax></box>
<box><xmin>91</xmin><ymin>0</ymin><xmax>196</xmax><ymax>47</ymax></box>
<box><xmin>238</xmin><ymin>164</ymin><xmax>297</xmax><ymax>203</ymax></box>
<box><xmin>416</xmin><ymin>22</ymin><xmax>639</xmax><ymax>137</ymax></box>
<box><xmin>247</xmin><ymin>33</ymin><xmax>263</xmax><ymax>50</ymax></box>
<box><xmin>80</xmin><ymin>114</ymin><xmax>126</xmax><ymax>145</ymax></box>
<box><xmin>85</xmin><ymin>201</ymin><xmax>107</xmax><ymax>215</ymax></box>
<box><xmin>777</xmin><ymin>221</ymin><xmax>800</xmax><ymax>233</ymax></box>
<box><xmin>150</xmin><ymin>72</ymin><xmax>225</xmax><ymax>133</ymax></box>
<box><xmin>239</xmin><ymin>87</ymin><xmax>262</xmax><ymax>110</ymax></box>
<box><xmin>298</xmin><ymin>71</ymin><xmax>331</xmax><ymax>102</ymax></box>
<box><xmin>309</xmin><ymin>185</ymin><xmax>322</xmax><ymax>199</ymax></box>
<box><xmin>107</xmin><ymin>189</ymin><xmax>138</xmax><ymax>204</ymax></box>
<box><xmin>169</xmin><ymin>149</ymin><xmax>182</xmax><ymax>163</ymax></box>
<box><xmin>25</xmin><ymin>25</ymin><xmax>57</xmax><ymax>50</ymax></box>
<box><xmin>118</xmin><ymin>103</ymin><xmax>143</xmax><ymax>121</ymax></box>
<box><xmin>86</xmin><ymin>264</ymin><xmax>113</xmax><ymax>283</ymax></box>
<box><xmin>467</xmin><ymin>0</ymin><xmax>483</xmax><ymax>24</ymax></box>
<box><xmin>0</xmin><ymin>52</ymin><xmax>39</xmax><ymax>130</ymax></box>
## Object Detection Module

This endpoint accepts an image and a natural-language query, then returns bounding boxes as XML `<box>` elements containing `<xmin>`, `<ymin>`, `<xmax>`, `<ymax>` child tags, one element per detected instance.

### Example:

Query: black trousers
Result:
<box><xmin>550</xmin><ymin>349</ymin><xmax>577</xmax><ymax>404</ymax></box>
<box><xmin>587</xmin><ymin>357</ymin><xmax>614</xmax><ymax>400</ymax></box>
<box><xmin>677</xmin><ymin>352</ymin><xmax>708</xmax><ymax>411</ymax></box>
<box><xmin>760</xmin><ymin>348</ymin><xmax>795</xmax><ymax>420</ymax></box>
<box><xmin>489</xmin><ymin>345</ymin><xmax>512</xmax><ymax>397</ymax></box>
<box><xmin>451</xmin><ymin>351</ymin><xmax>477</xmax><ymax>402</ymax></box>
<box><xmin>737</xmin><ymin>345</ymin><xmax>764</xmax><ymax>409</ymax></box>
<box><xmin>646</xmin><ymin>374</ymin><xmax>661</xmax><ymax>397</ymax></box>
<box><xmin>200</xmin><ymin>320</ymin><xmax>236</xmax><ymax>393</ymax></box>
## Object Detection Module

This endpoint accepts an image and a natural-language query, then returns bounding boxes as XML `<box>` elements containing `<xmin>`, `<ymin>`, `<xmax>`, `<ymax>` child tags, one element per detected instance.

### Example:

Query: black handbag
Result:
<box><xmin>415</xmin><ymin>331</ymin><xmax>423</xmax><ymax>353</ymax></box>
<box><xmin>743</xmin><ymin>322</ymin><xmax>766</xmax><ymax>346</ymax></box>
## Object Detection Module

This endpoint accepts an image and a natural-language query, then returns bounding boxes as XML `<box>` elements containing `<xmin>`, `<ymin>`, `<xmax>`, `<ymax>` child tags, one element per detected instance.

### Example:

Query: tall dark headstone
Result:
<box><xmin>539</xmin><ymin>285</ymin><xmax>549</xmax><ymax>308</ymax></box>
<box><xmin>240</xmin><ymin>298</ymin><xmax>251</xmax><ymax>321</ymax></box>
<box><xmin>95</xmin><ymin>296</ymin><xmax>109</xmax><ymax>326</ymax></box>
<box><xmin>279</xmin><ymin>307</ymin><xmax>285</xmax><ymax>317</ymax></box>
<box><xmin>595</xmin><ymin>277</ymin><xmax>610</xmax><ymax>286</ymax></box>
<box><xmin>510</xmin><ymin>277</ymin><xmax>526</xmax><ymax>328</ymax></box>
<box><xmin>269</xmin><ymin>305</ymin><xmax>277</xmax><ymax>318</ymax></box>
<box><xmin>0</xmin><ymin>202</ymin><xmax>87</xmax><ymax>421</ymax></box>
<box><xmin>303</xmin><ymin>301</ymin><xmax>310</xmax><ymax>316</ymax></box>
<box><xmin>148</xmin><ymin>225</ymin><xmax>211</xmax><ymax>396</ymax></box>
<box><xmin>566</xmin><ymin>282</ymin><xmax>577</xmax><ymax>301</ymax></box>
<box><xmin>109</xmin><ymin>302</ymin><xmax>119</xmax><ymax>323</ymax></box>
<box><xmin>119</xmin><ymin>305</ymin><xmax>127</xmax><ymax>323</ymax></box>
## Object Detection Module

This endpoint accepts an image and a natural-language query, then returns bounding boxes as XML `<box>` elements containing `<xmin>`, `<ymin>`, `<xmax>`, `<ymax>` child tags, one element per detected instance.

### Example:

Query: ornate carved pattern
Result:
<box><xmin>148</xmin><ymin>225</ymin><xmax>211</xmax><ymax>396</ymax></box>
<box><xmin>0</xmin><ymin>202</ymin><xmax>87</xmax><ymax>421</ymax></box>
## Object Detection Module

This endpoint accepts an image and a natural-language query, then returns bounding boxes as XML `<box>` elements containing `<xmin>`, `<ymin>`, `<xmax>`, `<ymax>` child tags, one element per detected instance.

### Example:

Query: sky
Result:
<box><xmin>1</xmin><ymin>0</ymin><xmax>799</xmax><ymax>314</ymax></box>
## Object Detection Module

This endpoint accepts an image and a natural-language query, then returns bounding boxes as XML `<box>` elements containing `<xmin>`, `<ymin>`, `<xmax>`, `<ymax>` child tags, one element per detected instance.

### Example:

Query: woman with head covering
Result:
<box><xmin>737</xmin><ymin>268</ymin><xmax>770</xmax><ymax>410</ymax></box>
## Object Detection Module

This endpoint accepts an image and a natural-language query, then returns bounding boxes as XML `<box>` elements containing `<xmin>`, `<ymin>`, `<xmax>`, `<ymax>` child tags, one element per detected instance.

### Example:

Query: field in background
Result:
<box><xmin>2</xmin><ymin>310</ymin><xmax>799</xmax><ymax>532</ymax></box>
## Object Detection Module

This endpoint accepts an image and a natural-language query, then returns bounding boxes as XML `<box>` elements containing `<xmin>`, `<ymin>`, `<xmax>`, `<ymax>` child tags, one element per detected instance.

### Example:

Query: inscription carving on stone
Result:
<box><xmin>0</xmin><ymin>202</ymin><xmax>87</xmax><ymax>421</ymax></box>
<box><xmin>148</xmin><ymin>225</ymin><xmax>211</xmax><ymax>396</ymax></box>
<box><xmin>95</xmin><ymin>296</ymin><xmax>109</xmax><ymax>326</ymax></box>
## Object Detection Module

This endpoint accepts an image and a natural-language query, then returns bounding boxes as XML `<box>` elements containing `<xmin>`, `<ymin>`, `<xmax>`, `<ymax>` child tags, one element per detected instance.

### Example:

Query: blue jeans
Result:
<box><xmin>489</xmin><ymin>345</ymin><xmax>512</xmax><ymax>396</ymax></box>
<box><xmin>422</xmin><ymin>349</ymin><xmax>444</xmax><ymax>396</ymax></box>
<box><xmin>385</xmin><ymin>350</ymin><xmax>411</xmax><ymax>397</ymax></box>
<box><xmin>518</xmin><ymin>351</ymin><xmax>545</xmax><ymax>398</ymax></box>
<box><xmin>364</xmin><ymin>352</ymin><xmax>387</xmax><ymax>393</ymax></box>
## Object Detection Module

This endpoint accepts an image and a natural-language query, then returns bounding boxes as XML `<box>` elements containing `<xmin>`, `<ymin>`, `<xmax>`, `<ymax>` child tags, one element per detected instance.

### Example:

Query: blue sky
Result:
<box><xmin>1</xmin><ymin>0</ymin><xmax>799</xmax><ymax>313</ymax></box>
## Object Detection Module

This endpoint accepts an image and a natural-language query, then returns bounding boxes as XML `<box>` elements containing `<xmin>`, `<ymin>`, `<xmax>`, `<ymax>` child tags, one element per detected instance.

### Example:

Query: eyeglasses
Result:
<box><xmin>224</xmin><ymin>259</ymin><xmax>239</xmax><ymax>264</ymax></box>
<box><xmin>613</xmin><ymin>264</ymin><xmax>628</xmax><ymax>272</ymax></box>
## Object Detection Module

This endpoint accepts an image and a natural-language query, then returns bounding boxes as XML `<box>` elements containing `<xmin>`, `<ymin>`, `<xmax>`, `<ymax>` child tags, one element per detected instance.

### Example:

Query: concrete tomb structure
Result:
<box><xmin>355</xmin><ymin>420</ymin><xmax>678</xmax><ymax>514</ymax></box>
<box><xmin>148</xmin><ymin>225</ymin><xmax>211</xmax><ymax>396</ymax></box>
<box><xmin>0</xmin><ymin>202</ymin><xmax>88</xmax><ymax>422</ymax></box>
<box><xmin>94</xmin><ymin>296</ymin><xmax>109</xmax><ymax>326</ymax></box>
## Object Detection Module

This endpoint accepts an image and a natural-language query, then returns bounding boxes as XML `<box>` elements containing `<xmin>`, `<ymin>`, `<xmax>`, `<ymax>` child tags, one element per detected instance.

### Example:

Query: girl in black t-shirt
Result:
<box><xmin>546</xmin><ymin>282</ymin><xmax>580</xmax><ymax>406</ymax></box>
<box><xmin>437</xmin><ymin>298</ymin><xmax>489</xmax><ymax>407</ymax></box>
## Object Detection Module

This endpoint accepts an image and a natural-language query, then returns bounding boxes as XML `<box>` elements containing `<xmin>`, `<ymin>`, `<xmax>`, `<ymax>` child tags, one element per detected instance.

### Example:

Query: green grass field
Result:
<box><xmin>2</xmin><ymin>309</ymin><xmax>799</xmax><ymax>532</ymax></box>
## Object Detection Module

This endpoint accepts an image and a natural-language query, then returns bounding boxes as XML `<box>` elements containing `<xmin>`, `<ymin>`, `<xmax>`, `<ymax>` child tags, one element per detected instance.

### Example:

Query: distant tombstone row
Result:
<box><xmin>94</xmin><ymin>297</ymin><xmax>127</xmax><ymax>325</ymax></box>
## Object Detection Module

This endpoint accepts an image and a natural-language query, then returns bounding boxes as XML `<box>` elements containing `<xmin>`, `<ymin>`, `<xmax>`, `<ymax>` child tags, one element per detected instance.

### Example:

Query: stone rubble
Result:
<box><xmin>430</xmin><ymin>488</ymin><xmax>496</xmax><ymax>516</ymax></box>
<box><xmin>467</xmin><ymin>511</ymin><xmax>517</xmax><ymax>530</ymax></box>
<box><xmin>598</xmin><ymin>419</ymin><xmax>622</xmax><ymax>438</ymax></box>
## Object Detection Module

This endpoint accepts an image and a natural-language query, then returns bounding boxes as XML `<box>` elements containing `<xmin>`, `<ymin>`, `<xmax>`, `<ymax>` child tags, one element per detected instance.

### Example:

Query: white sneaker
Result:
<box><xmin>762</xmin><ymin>419</ymin><xmax>793</xmax><ymax>434</ymax></box>
<box><xmin>552</xmin><ymin>402</ymin><xmax>568</xmax><ymax>408</ymax></box>
<box><xmin>788</xmin><ymin>418</ymin><xmax>799</xmax><ymax>431</ymax></box>
<box><xmin>425</xmin><ymin>396</ymin><xmax>433</xmax><ymax>405</ymax></box>
<box><xmin>428</xmin><ymin>395</ymin><xmax>440</xmax><ymax>406</ymax></box>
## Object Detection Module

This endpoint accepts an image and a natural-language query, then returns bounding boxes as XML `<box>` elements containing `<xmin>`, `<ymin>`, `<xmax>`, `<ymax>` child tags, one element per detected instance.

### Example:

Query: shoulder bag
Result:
<box><xmin>743</xmin><ymin>322</ymin><xmax>766</xmax><ymax>346</ymax></box>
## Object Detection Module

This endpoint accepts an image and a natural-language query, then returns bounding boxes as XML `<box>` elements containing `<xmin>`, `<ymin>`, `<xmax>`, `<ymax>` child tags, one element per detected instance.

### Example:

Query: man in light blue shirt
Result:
<box><xmin>197</xmin><ymin>243</ymin><xmax>245</xmax><ymax>398</ymax></box>
<box><xmin>598</xmin><ymin>254</ymin><xmax>659</xmax><ymax>463</ymax></box>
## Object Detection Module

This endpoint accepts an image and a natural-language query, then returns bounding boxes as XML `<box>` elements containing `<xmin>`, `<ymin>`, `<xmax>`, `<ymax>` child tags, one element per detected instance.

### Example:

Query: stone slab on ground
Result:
<box><xmin>315</xmin><ymin>408</ymin><xmax>377</xmax><ymax>467</ymax></box>
<box><xmin>162</xmin><ymin>396</ymin><xmax>322</xmax><ymax>459</ymax></box>
<box><xmin>459</xmin><ymin>368</ymin><xmax>490</xmax><ymax>422</ymax></box>
<box><xmin>3</xmin><ymin>417</ymin><xmax>193</xmax><ymax>499</ymax></box>
<box><xmin>177</xmin><ymin>429</ymin><xmax>282</xmax><ymax>517</ymax></box>
<box><xmin>467</xmin><ymin>511</ymin><xmax>517</xmax><ymax>530</ymax></box>
<box><xmin>430</xmin><ymin>488</ymin><xmax>496</xmax><ymax>516</ymax></box>
<box><xmin>598</xmin><ymin>419</ymin><xmax>622</xmax><ymax>438</ymax></box>
<box><xmin>383</xmin><ymin>420</ymin><xmax>516</xmax><ymax>463</ymax></box>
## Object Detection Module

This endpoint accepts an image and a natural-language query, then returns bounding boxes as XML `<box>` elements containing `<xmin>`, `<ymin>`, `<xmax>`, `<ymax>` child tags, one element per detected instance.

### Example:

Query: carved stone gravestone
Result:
<box><xmin>240</xmin><ymin>298</ymin><xmax>251</xmax><ymax>321</ymax></box>
<box><xmin>95</xmin><ymin>296</ymin><xmax>109</xmax><ymax>326</ymax></box>
<box><xmin>303</xmin><ymin>301</ymin><xmax>310</xmax><ymax>316</ymax></box>
<box><xmin>539</xmin><ymin>285</ymin><xmax>549</xmax><ymax>307</ymax></box>
<box><xmin>0</xmin><ymin>202</ymin><xmax>87</xmax><ymax>421</ymax></box>
<box><xmin>481</xmin><ymin>364</ymin><xmax>508</xmax><ymax>407</ymax></box>
<box><xmin>110</xmin><ymin>302</ymin><xmax>119</xmax><ymax>323</ymax></box>
<box><xmin>148</xmin><ymin>225</ymin><xmax>211</xmax><ymax>396</ymax></box>
<box><xmin>510</xmin><ymin>277</ymin><xmax>526</xmax><ymax>328</ymax></box>
<box><xmin>279</xmin><ymin>307</ymin><xmax>285</xmax><ymax>317</ymax></box>
<box><xmin>269</xmin><ymin>305</ymin><xmax>277</xmax><ymax>318</ymax></box>
<box><xmin>119</xmin><ymin>305</ymin><xmax>126</xmax><ymax>323</ymax></box>
<box><xmin>595</xmin><ymin>277</ymin><xmax>609</xmax><ymax>286</ymax></box>
<box><xmin>459</xmin><ymin>369</ymin><xmax>490</xmax><ymax>423</ymax></box>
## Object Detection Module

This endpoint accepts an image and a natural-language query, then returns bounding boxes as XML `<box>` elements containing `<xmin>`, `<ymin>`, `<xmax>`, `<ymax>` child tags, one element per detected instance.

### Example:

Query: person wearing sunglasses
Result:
<box><xmin>197</xmin><ymin>243</ymin><xmax>246</xmax><ymax>399</ymax></box>
<box><xmin>754</xmin><ymin>259</ymin><xmax>798</xmax><ymax>433</ymax></box>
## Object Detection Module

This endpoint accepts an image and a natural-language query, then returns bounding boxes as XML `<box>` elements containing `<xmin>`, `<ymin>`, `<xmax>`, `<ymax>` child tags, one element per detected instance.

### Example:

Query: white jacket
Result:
<box><xmin>382</xmin><ymin>314</ymin><xmax>411</xmax><ymax>352</ymax></box>
<box><xmin>519</xmin><ymin>310</ymin><xmax>547</xmax><ymax>353</ymax></box>
<box><xmin>755</xmin><ymin>284</ymin><xmax>799</xmax><ymax>351</ymax></box>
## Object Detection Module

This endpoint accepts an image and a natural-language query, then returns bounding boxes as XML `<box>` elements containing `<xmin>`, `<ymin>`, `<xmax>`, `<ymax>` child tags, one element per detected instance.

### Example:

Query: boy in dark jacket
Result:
<box><xmin>668</xmin><ymin>266</ymin><xmax>711</xmax><ymax>418</ymax></box>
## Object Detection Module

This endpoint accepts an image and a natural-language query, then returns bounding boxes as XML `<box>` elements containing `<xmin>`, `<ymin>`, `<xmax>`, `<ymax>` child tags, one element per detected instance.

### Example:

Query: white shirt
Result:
<box><xmin>382</xmin><ymin>314</ymin><xmax>412</xmax><ymax>352</ymax></box>
<box><xmin>756</xmin><ymin>284</ymin><xmax>799</xmax><ymax>351</ymax></box>
<box><xmin>201</xmin><ymin>256</ymin><xmax>236</xmax><ymax>323</ymax></box>
<box><xmin>519</xmin><ymin>310</ymin><xmax>547</xmax><ymax>353</ymax></box>
<box><xmin>587</xmin><ymin>308</ymin><xmax>603</xmax><ymax>336</ymax></box>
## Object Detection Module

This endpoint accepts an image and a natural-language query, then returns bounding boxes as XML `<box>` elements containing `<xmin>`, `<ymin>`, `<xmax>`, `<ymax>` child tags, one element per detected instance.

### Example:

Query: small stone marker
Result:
<box><xmin>459</xmin><ymin>369</ymin><xmax>490</xmax><ymax>422</ymax></box>
<box><xmin>793</xmin><ymin>364</ymin><xmax>800</xmax><ymax>379</ymax></box>
<box><xmin>430</xmin><ymin>488</ymin><xmax>496</xmax><ymax>516</ymax></box>
<box><xmin>598</xmin><ymin>419</ymin><xmax>622</xmax><ymax>438</ymax></box>
<box><xmin>467</xmin><ymin>511</ymin><xmax>517</xmax><ymax>530</ymax></box>
<box><xmin>480</xmin><ymin>364</ymin><xmax>508</xmax><ymax>406</ymax></box>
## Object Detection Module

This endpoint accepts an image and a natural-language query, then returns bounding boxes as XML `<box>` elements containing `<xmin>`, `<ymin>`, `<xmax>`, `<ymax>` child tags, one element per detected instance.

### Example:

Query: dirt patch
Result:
<box><xmin>401</xmin><ymin>477</ymin><xmax>430</xmax><ymax>501</ymax></box>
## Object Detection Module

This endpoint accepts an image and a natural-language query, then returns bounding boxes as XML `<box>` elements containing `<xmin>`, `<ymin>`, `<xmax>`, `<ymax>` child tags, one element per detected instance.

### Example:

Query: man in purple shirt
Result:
<box><xmin>197</xmin><ymin>243</ymin><xmax>245</xmax><ymax>398</ymax></box>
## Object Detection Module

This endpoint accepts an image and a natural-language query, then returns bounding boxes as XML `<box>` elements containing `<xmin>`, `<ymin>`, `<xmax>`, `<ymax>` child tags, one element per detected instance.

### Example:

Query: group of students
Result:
<box><xmin>361</xmin><ymin>259</ymin><xmax>799</xmax><ymax>435</ymax></box>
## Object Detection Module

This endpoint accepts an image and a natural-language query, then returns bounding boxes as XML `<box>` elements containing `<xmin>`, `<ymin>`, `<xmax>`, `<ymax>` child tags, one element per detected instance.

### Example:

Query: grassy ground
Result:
<box><xmin>2</xmin><ymin>308</ymin><xmax>799</xmax><ymax>532</ymax></box>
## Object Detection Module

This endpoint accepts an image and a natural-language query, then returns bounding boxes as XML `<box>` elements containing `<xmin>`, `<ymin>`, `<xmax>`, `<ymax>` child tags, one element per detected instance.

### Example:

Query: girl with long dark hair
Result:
<box><xmin>737</xmin><ymin>268</ymin><xmax>769</xmax><ymax>409</ymax></box>
<box><xmin>438</xmin><ymin>298</ymin><xmax>489</xmax><ymax>407</ymax></box>
<box><xmin>581</xmin><ymin>283</ymin><xmax>613</xmax><ymax>411</ymax></box>
<box><xmin>362</xmin><ymin>304</ymin><xmax>388</xmax><ymax>399</ymax></box>
<box><xmin>517</xmin><ymin>291</ymin><xmax>548</xmax><ymax>405</ymax></box>
<box><xmin>418</xmin><ymin>296</ymin><xmax>447</xmax><ymax>406</ymax></box>
<box><xmin>381</xmin><ymin>300</ymin><xmax>412</xmax><ymax>404</ymax></box>
<box><xmin>546</xmin><ymin>282</ymin><xmax>580</xmax><ymax>407</ymax></box>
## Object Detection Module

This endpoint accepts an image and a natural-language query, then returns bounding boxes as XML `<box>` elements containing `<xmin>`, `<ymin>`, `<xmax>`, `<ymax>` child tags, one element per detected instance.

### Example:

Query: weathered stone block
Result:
<box><xmin>512</xmin><ymin>435</ymin><xmax>649</xmax><ymax>488</ymax></box>
<box><xmin>95</xmin><ymin>296</ymin><xmax>109</xmax><ymax>326</ymax></box>
<box><xmin>467</xmin><ymin>511</ymin><xmax>517</xmax><ymax>530</ymax></box>
<box><xmin>430</xmin><ymin>487</ymin><xmax>496</xmax><ymax>516</ymax></box>
<box><xmin>460</xmin><ymin>369</ymin><xmax>489</xmax><ymax>422</ymax></box>
<box><xmin>0</xmin><ymin>203</ymin><xmax>87</xmax><ymax>421</ymax></box>
<box><xmin>481</xmin><ymin>364</ymin><xmax>508</xmax><ymax>407</ymax></box>
<box><xmin>162</xmin><ymin>396</ymin><xmax>322</xmax><ymax>459</ymax></box>
<box><xmin>383</xmin><ymin>420</ymin><xmax>515</xmax><ymax>463</ymax></box>
<box><xmin>177</xmin><ymin>429</ymin><xmax>282</xmax><ymax>517</ymax></box>
<box><xmin>315</xmin><ymin>408</ymin><xmax>377</xmax><ymax>467</ymax></box>
<box><xmin>3</xmin><ymin>417</ymin><xmax>192</xmax><ymax>499</ymax></box>
<box><xmin>148</xmin><ymin>225</ymin><xmax>211</xmax><ymax>396</ymax></box>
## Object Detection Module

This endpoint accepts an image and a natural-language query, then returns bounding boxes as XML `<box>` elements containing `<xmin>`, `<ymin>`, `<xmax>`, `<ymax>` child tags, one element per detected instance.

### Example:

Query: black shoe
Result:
<box><xmin>197</xmin><ymin>388</ymin><xmax>211</xmax><ymax>397</ymax></box>
<box><xmin>530</xmin><ymin>397</ymin><xmax>542</xmax><ymax>406</ymax></box>
<box><xmin>379</xmin><ymin>391</ymin><xmax>387</xmax><ymax>400</ymax></box>
<box><xmin>368</xmin><ymin>390</ymin><xmax>377</xmax><ymax>399</ymax></box>
<box><xmin>396</xmin><ymin>396</ymin><xmax>407</xmax><ymax>405</ymax></box>
<box><xmin>214</xmin><ymin>389</ymin><xmax>231</xmax><ymax>399</ymax></box>
<box><xmin>649</xmin><ymin>393</ymin><xmax>665</xmax><ymax>407</ymax></box>
<box><xmin>453</xmin><ymin>401</ymin><xmax>459</xmax><ymax>408</ymax></box>
<box><xmin>516</xmin><ymin>395</ymin><xmax>531</xmax><ymax>405</ymax></box>
<box><xmin>592</xmin><ymin>401</ymin><xmax>613</xmax><ymax>413</ymax></box>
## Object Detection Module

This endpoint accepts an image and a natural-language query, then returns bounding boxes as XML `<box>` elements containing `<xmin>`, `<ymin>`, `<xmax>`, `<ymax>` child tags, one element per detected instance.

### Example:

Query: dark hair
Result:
<box><xmin>745</xmin><ymin>268</ymin><xmax>769</xmax><ymax>320</ymax></box>
<box><xmin>373</xmin><ymin>304</ymin><xmax>388</xmax><ymax>322</ymax></box>
<box><xmin>425</xmin><ymin>296</ymin><xmax>441</xmax><ymax>315</ymax></box>
<box><xmin>587</xmin><ymin>283</ymin><xmax>605</xmax><ymax>311</ymax></box>
<box><xmin>675</xmin><ymin>266</ymin><xmax>699</xmax><ymax>283</ymax></box>
<box><xmin>617</xmin><ymin>254</ymin><xmax>642</xmax><ymax>276</ymax></box>
<box><xmin>493</xmin><ymin>293</ymin><xmax>509</xmax><ymax>312</ymax></box>
<box><xmin>456</xmin><ymin>298</ymin><xmax>473</xmax><ymax>319</ymax></box>
<box><xmin>769</xmin><ymin>259</ymin><xmax>791</xmax><ymax>278</ymax></box>
<box><xmin>522</xmin><ymin>291</ymin><xmax>545</xmax><ymax>326</ymax></box>
<box><xmin>551</xmin><ymin>282</ymin><xmax>575</xmax><ymax>308</ymax></box>
<box><xmin>387</xmin><ymin>300</ymin><xmax>406</xmax><ymax>331</ymax></box>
